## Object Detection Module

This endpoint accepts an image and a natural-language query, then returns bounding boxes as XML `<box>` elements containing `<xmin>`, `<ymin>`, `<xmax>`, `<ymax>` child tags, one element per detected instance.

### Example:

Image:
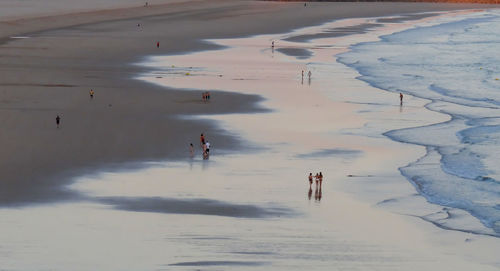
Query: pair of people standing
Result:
<box><xmin>200</xmin><ymin>133</ymin><xmax>210</xmax><ymax>159</ymax></box>
<box><xmin>308</xmin><ymin>172</ymin><xmax>323</xmax><ymax>202</ymax></box>
<box><xmin>308</xmin><ymin>172</ymin><xmax>323</xmax><ymax>188</ymax></box>
<box><xmin>202</xmin><ymin>91</ymin><xmax>211</xmax><ymax>102</ymax></box>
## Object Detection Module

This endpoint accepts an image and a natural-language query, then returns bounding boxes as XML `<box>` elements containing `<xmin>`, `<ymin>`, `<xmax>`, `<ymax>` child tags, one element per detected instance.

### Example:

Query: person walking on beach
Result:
<box><xmin>56</xmin><ymin>115</ymin><xmax>61</xmax><ymax>128</ymax></box>
<box><xmin>308</xmin><ymin>173</ymin><xmax>313</xmax><ymax>189</ymax></box>
<box><xmin>272</xmin><ymin>40</ymin><xmax>275</xmax><ymax>48</ymax></box>
<box><xmin>200</xmin><ymin>133</ymin><xmax>206</xmax><ymax>147</ymax></box>
<box><xmin>315</xmin><ymin>172</ymin><xmax>319</xmax><ymax>187</ymax></box>
<box><xmin>400</xmin><ymin>92</ymin><xmax>403</xmax><ymax>105</ymax></box>
<box><xmin>189</xmin><ymin>143</ymin><xmax>194</xmax><ymax>157</ymax></box>
<box><xmin>308</xmin><ymin>70</ymin><xmax>312</xmax><ymax>79</ymax></box>
<box><xmin>156</xmin><ymin>41</ymin><xmax>160</xmax><ymax>48</ymax></box>
<box><xmin>89</xmin><ymin>89</ymin><xmax>94</xmax><ymax>99</ymax></box>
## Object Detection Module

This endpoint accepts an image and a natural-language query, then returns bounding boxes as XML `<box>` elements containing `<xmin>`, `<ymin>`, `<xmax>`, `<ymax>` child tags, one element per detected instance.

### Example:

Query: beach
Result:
<box><xmin>1</xmin><ymin>0</ymin><xmax>500</xmax><ymax>269</ymax></box>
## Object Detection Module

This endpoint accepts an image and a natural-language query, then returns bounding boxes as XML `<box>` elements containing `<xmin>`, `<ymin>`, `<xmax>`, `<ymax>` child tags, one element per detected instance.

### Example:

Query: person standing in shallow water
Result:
<box><xmin>56</xmin><ymin>115</ymin><xmax>61</xmax><ymax>128</ymax></box>
<box><xmin>308</xmin><ymin>173</ymin><xmax>313</xmax><ymax>189</ymax></box>
<box><xmin>400</xmin><ymin>93</ymin><xmax>403</xmax><ymax>105</ymax></box>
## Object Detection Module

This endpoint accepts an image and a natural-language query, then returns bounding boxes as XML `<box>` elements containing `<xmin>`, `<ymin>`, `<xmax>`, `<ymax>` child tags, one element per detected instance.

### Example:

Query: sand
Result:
<box><xmin>0</xmin><ymin>2</ymin><xmax>496</xmax><ymax>202</ymax></box>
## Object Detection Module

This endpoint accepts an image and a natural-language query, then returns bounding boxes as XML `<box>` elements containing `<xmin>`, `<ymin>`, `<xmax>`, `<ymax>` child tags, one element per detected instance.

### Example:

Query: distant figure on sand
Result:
<box><xmin>319</xmin><ymin>172</ymin><xmax>323</xmax><ymax>188</ymax></box>
<box><xmin>272</xmin><ymin>41</ymin><xmax>275</xmax><ymax>48</ymax></box>
<box><xmin>189</xmin><ymin>143</ymin><xmax>194</xmax><ymax>157</ymax></box>
<box><xmin>56</xmin><ymin>115</ymin><xmax>61</xmax><ymax>128</ymax></box>
<box><xmin>400</xmin><ymin>92</ymin><xmax>403</xmax><ymax>105</ymax></box>
<box><xmin>308</xmin><ymin>173</ymin><xmax>313</xmax><ymax>188</ymax></box>
<box><xmin>156</xmin><ymin>41</ymin><xmax>159</xmax><ymax>48</ymax></box>
<box><xmin>89</xmin><ymin>89</ymin><xmax>94</xmax><ymax>99</ymax></box>
<box><xmin>308</xmin><ymin>70</ymin><xmax>312</xmax><ymax>79</ymax></box>
<box><xmin>315</xmin><ymin>173</ymin><xmax>319</xmax><ymax>186</ymax></box>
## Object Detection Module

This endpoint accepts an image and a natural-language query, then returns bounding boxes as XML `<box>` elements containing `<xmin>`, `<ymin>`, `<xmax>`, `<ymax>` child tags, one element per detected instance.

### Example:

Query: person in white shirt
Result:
<box><xmin>205</xmin><ymin>142</ymin><xmax>210</xmax><ymax>153</ymax></box>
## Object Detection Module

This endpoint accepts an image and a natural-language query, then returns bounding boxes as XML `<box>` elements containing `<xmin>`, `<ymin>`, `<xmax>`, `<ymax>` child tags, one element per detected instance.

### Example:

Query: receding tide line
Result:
<box><xmin>97</xmin><ymin>196</ymin><xmax>295</xmax><ymax>218</ymax></box>
<box><xmin>402</xmin><ymin>213</ymin><xmax>499</xmax><ymax>238</ymax></box>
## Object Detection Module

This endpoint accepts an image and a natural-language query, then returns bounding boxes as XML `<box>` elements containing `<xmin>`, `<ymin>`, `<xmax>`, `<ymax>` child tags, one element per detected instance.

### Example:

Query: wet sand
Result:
<box><xmin>0</xmin><ymin>1</ymin><xmax>496</xmax><ymax>206</ymax></box>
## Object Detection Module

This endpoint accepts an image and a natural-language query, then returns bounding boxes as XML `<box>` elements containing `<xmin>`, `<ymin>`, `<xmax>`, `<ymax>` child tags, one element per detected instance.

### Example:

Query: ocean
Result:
<box><xmin>338</xmin><ymin>9</ymin><xmax>500</xmax><ymax>236</ymax></box>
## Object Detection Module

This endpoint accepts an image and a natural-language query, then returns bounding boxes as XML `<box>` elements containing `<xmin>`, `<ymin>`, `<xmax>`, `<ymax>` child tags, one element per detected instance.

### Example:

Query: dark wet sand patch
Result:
<box><xmin>284</xmin><ymin>23</ymin><xmax>381</xmax><ymax>43</ymax></box>
<box><xmin>296</xmin><ymin>148</ymin><xmax>362</xmax><ymax>159</ymax></box>
<box><xmin>168</xmin><ymin>261</ymin><xmax>268</xmax><ymax>266</ymax></box>
<box><xmin>376</xmin><ymin>13</ymin><xmax>439</xmax><ymax>23</ymax></box>
<box><xmin>276</xmin><ymin>47</ymin><xmax>313</xmax><ymax>59</ymax></box>
<box><xmin>98</xmin><ymin>197</ymin><xmax>295</xmax><ymax>218</ymax></box>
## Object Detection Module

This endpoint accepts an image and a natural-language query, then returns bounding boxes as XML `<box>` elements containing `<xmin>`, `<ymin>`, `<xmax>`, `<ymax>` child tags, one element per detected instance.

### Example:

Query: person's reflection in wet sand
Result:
<box><xmin>202</xmin><ymin>159</ymin><xmax>209</xmax><ymax>171</ymax></box>
<box><xmin>314</xmin><ymin>187</ymin><xmax>322</xmax><ymax>202</ymax></box>
<box><xmin>308</xmin><ymin>188</ymin><xmax>312</xmax><ymax>200</ymax></box>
